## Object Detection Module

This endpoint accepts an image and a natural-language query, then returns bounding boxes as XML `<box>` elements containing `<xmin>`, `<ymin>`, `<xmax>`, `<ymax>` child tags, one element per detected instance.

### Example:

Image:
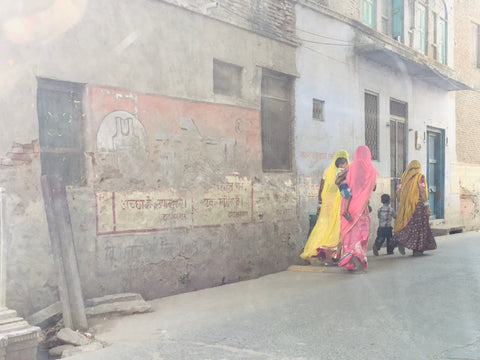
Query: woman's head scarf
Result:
<box><xmin>341</xmin><ymin>145</ymin><xmax>378</xmax><ymax>236</ymax></box>
<box><xmin>394</xmin><ymin>160</ymin><xmax>427</xmax><ymax>232</ymax></box>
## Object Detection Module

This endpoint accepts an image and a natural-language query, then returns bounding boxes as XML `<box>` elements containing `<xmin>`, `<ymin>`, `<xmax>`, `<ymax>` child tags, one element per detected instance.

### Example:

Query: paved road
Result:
<box><xmin>67</xmin><ymin>231</ymin><xmax>480</xmax><ymax>360</ymax></box>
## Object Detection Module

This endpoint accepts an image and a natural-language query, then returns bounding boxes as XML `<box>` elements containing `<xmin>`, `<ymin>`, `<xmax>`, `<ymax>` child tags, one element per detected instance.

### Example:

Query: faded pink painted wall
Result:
<box><xmin>87</xmin><ymin>86</ymin><xmax>261</xmax><ymax>167</ymax></box>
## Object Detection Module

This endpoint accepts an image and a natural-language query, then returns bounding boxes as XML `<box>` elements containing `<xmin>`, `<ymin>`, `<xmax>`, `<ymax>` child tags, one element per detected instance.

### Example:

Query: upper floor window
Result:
<box><xmin>415</xmin><ymin>3</ymin><xmax>427</xmax><ymax>54</ymax></box>
<box><xmin>363</xmin><ymin>0</ymin><xmax>376</xmax><ymax>28</ymax></box>
<box><xmin>437</xmin><ymin>18</ymin><xmax>447</xmax><ymax>64</ymax></box>
<box><xmin>392</xmin><ymin>0</ymin><xmax>404</xmax><ymax>42</ymax></box>
<box><xmin>381</xmin><ymin>0</ymin><xmax>391</xmax><ymax>36</ymax></box>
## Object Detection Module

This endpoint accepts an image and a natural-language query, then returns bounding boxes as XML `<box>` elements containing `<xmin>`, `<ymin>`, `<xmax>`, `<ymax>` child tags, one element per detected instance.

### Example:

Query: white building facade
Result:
<box><xmin>295</xmin><ymin>0</ymin><xmax>468</xmax><ymax>241</ymax></box>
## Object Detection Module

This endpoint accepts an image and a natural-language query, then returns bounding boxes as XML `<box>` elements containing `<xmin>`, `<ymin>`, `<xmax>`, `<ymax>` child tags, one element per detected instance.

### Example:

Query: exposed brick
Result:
<box><xmin>11</xmin><ymin>143</ymin><xmax>24</xmax><ymax>153</ymax></box>
<box><xmin>0</xmin><ymin>158</ymin><xmax>13</xmax><ymax>166</ymax></box>
<box><xmin>0</xmin><ymin>140</ymin><xmax>40</xmax><ymax>168</ymax></box>
<box><xmin>22</xmin><ymin>142</ymin><xmax>36</xmax><ymax>154</ymax></box>
<box><xmin>454</xmin><ymin>0</ymin><xmax>480</xmax><ymax>164</ymax></box>
<box><xmin>159</xmin><ymin>0</ymin><xmax>296</xmax><ymax>44</ymax></box>
<box><xmin>8</xmin><ymin>152</ymin><xmax>34</xmax><ymax>163</ymax></box>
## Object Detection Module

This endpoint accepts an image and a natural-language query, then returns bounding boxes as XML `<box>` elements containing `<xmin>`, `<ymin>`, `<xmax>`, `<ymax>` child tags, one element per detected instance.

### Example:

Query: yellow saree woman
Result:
<box><xmin>300</xmin><ymin>150</ymin><xmax>349</xmax><ymax>262</ymax></box>
<box><xmin>394</xmin><ymin>160</ymin><xmax>428</xmax><ymax>233</ymax></box>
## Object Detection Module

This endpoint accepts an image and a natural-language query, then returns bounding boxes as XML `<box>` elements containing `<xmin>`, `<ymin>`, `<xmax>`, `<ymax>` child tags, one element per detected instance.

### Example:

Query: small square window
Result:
<box><xmin>312</xmin><ymin>99</ymin><xmax>325</xmax><ymax>121</ymax></box>
<box><xmin>213</xmin><ymin>59</ymin><xmax>242</xmax><ymax>97</ymax></box>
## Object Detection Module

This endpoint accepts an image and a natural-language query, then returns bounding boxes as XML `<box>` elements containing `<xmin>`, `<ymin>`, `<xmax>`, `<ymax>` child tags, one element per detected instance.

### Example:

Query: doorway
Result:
<box><xmin>426</xmin><ymin>128</ymin><xmax>445</xmax><ymax>219</ymax></box>
<box><xmin>37</xmin><ymin>78</ymin><xmax>85</xmax><ymax>185</ymax></box>
<box><xmin>389</xmin><ymin>99</ymin><xmax>408</xmax><ymax>210</ymax></box>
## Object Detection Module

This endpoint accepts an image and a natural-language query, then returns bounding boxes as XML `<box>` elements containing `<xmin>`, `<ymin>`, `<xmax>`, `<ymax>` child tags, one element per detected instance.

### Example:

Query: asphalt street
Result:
<box><xmin>67</xmin><ymin>231</ymin><xmax>480</xmax><ymax>360</ymax></box>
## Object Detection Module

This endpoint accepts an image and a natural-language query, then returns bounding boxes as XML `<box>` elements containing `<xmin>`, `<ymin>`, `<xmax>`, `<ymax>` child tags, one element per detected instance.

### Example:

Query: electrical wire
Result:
<box><xmin>300</xmin><ymin>38</ymin><xmax>355</xmax><ymax>46</ymax></box>
<box><xmin>216</xmin><ymin>0</ymin><xmax>468</xmax><ymax>90</ymax></box>
<box><xmin>296</xmin><ymin>27</ymin><xmax>350</xmax><ymax>43</ymax></box>
<box><xmin>216</xmin><ymin>2</ymin><xmax>354</xmax><ymax>46</ymax></box>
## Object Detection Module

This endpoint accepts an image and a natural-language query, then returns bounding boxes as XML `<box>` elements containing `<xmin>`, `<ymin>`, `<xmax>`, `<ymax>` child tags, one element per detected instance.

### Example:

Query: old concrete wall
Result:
<box><xmin>77</xmin><ymin>85</ymin><xmax>299</xmax><ymax>299</ymax></box>
<box><xmin>452</xmin><ymin>0</ymin><xmax>480</xmax><ymax>230</ymax></box>
<box><xmin>451</xmin><ymin>162</ymin><xmax>480</xmax><ymax>230</ymax></box>
<box><xmin>0</xmin><ymin>0</ymin><xmax>299</xmax><ymax>317</ymax></box>
<box><xmin>0</xmin><ymin>146</ymin><xmax>59</xmax><ymax>315</ymax></box>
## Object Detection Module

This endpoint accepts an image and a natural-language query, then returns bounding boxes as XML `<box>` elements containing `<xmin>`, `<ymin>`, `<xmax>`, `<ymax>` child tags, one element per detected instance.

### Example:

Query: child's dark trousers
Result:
<box><xmin>374</xmin><ymin>226</ymin><xmax>394</xmax><ymax>254</ymax></box>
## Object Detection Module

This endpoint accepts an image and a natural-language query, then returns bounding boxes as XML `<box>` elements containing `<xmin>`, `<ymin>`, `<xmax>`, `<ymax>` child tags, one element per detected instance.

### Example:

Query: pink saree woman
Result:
<box><xmin>339</xmin><ymin>145</ymin><xmax>378</xmax><ymax>271</ymax></box>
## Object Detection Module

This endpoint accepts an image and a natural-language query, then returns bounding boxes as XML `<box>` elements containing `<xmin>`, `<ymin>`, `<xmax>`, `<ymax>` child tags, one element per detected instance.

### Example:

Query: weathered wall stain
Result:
<box><xmin>95</xmin><ymin>174</ymin><xmax>297</xmax><ymax>234</ymax></box>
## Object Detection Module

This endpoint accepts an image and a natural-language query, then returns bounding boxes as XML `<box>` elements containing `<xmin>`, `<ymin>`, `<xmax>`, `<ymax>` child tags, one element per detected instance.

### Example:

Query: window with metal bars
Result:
<box><xmin>365</xmin><ymin>92</ymin><xmax>379</xmax><ymax>161</ymax></box>
<box><xmin>312</xmin><ymin>99</ymin><xmax>325</xmax><ymax>121</ymax></box>
<box><xmin>390</xmin><ymin>98</ymin><xmax>408</xmax><ymax>118</ymax></box>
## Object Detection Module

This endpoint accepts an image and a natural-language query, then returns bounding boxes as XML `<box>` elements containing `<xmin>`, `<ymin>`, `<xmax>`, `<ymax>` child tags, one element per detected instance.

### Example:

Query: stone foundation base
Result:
<box><xmin>0</xmin><ymin>308</ymin><xmax>40</xmax><ymax>360</ymax></box>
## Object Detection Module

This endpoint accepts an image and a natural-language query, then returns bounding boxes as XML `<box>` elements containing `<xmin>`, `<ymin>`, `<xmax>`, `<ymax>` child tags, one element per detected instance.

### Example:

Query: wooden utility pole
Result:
<box><xmin>41</xmin><ymin>175</ymin><xmax>88</xmax><ymax>331</ymax></box>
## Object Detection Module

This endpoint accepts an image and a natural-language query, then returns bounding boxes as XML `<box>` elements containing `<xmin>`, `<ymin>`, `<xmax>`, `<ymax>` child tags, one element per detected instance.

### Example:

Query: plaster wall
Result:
<box><xmin>0</xmin><ymin>0</ymin><xmax>299</xmax><ymax>317</ymax></box>
<box><xmin>295</xmin><ymin>6</ymin><xmax>359</xmax><ymax>241</ymax></box>
<box><xmin>295</xmin><ymin>4</ymin><xmax>459</xmax><ymax>247</ymax></box>
<box><xmin>0</xmin><ymin>0</ymin><xmax>297</xmax><ymax>156</ymax></box>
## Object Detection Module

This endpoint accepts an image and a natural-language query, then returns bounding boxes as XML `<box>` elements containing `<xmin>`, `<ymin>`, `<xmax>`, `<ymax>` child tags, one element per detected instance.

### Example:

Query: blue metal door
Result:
<box><xmin>427</xmin><ymin>129</ymin><xmax>445</xmax><ymax>219</ymax></box>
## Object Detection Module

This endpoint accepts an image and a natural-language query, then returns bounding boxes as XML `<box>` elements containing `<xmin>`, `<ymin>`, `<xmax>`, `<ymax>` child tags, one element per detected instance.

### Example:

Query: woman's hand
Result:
<box><xmin>425</xmin><ymin>205</ymin><xmax>431</xmax><ymax>217</ymax></box>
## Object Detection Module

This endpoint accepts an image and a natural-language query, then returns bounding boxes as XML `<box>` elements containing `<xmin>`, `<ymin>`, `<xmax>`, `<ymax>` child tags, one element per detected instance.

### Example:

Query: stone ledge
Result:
<box><xmin>85</xmin><ymin>293</ymin><xmax>142</xmax><ymax>307</ymax></box>
<box><xmin>430</xmin><ymin>225</ymin><xmax>465</xmax><ymax>236</ymax></box>
<box><xmin>85</xmin><ymin>299</ymin><xmax>152</xmax><ymax>317</ymax></box>
<box><xmin>287</xmin><ymin>265</ymin><xmax>326</xmax><ymax>273</ymax></box>
<box><xmin>27</xmin><ymin>293</ymin><xmax>150</xmax><ymax>329</ymax></box>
